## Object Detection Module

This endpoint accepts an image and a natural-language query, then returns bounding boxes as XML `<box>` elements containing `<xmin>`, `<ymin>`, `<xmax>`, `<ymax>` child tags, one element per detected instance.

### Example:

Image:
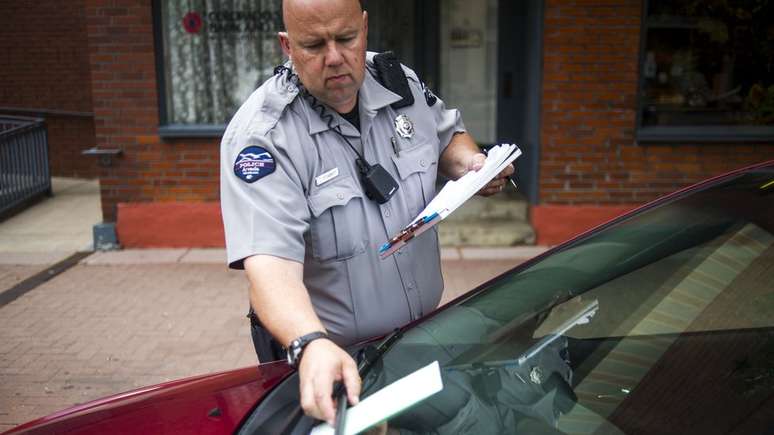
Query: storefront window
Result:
<box><xmin>157</xmin><ymin>0</ymin><xmax>422</xmax><ymax>134</ymax></box>
<box><xmin>638</xmin><ymin>0</ymin><xmax>774</xmax><ymax>141</ymax></box>
<box><xmin>157</xmin><ymin>0</ymin><xmax>284</xmax><ymax>129</ymax></box>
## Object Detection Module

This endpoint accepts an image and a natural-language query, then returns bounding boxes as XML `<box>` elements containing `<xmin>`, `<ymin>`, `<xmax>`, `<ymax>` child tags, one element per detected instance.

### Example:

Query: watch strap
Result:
<box><xmin>287</xmin><ymin>331</ymin><xmax>329</xmax><ymax>367</ymax></box>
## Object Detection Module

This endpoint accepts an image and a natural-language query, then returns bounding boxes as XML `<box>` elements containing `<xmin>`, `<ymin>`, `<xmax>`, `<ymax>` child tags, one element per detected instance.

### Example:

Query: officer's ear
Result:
<box><xmin>362</xmin><ymin>11</ymin><xmax>368</xmax><ymax>40</ymax></box>
<box><xmin>278</xmin><ymin>32</ymin><xmax>291</xmax><ymax>58</ymax></box>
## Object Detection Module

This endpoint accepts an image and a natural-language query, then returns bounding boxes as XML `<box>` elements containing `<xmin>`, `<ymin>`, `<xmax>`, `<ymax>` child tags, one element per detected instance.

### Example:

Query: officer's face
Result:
<box><xmin>279</xmin><ymin>0</ymin><xmax>367</xmax><ymax>114</ymax></box>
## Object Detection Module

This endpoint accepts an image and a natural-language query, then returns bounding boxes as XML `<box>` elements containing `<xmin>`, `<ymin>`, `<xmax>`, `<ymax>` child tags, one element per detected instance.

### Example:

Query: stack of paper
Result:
<box><xmin>379</xmin><ymin>144</ymin><xmax>522</xmax><ymax>258</ymax></box>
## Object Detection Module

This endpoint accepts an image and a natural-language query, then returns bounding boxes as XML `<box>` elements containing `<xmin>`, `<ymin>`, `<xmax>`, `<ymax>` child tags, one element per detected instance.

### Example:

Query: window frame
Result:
<box><xmin>635</xmin><ymin>0</ymin><xmax>774</xmax><ymax>144</ymax></box>
<box><xmin>152</xmin><ymin>0</ymin><xmax>274</xmax><ymax>138</ymax></box>
<box><xmin>153</xmin><ymin>0</ymin><xmax>223</xmax><ymax>138</ymax></box>
<box><xmin>150</xmin><ymin>1</ymin><xmax>441</xmax><ymax>138</ymax></box>
<box><xmin>150</xmin><ymin>1</ymin><xmax>442</xmax><ymax>139</ymax></box>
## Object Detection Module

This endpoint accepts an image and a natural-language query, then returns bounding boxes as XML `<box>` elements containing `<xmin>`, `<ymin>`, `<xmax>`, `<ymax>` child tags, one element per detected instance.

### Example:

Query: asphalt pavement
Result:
<box><xmin>0</xmin><ymin>178</ymin><xmax>546</xmax><ymax>431</ymax></box>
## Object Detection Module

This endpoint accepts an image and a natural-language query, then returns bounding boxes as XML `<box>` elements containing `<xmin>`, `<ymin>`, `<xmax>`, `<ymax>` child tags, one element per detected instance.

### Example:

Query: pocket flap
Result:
<box><xmin>391</xmin><ymin>142</ymin><xmax>438</xmax><ymax>180</ymax></box>
<box><xmin>307</xmin><ymin>175</ymin><xmax>362</xmax><ymax>218</ymax></box>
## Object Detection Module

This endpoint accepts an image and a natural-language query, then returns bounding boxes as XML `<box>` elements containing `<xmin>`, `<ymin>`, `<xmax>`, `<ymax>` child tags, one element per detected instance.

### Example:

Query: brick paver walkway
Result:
<box><xmin>0</xmin><ymin>252</ymin><xmax>526</xmax><ymax>431</ymax></box>
<box><xmin>0</xmin><ymin>262</ymin><xmax>253</xmax><ymax>430</ymax></box>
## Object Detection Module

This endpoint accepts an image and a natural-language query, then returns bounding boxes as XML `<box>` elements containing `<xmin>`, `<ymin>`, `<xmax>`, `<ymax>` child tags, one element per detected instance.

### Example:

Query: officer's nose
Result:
<box><xmin>324</xmin><ymin>41</ymin><xmax>344</xmax><ymax>67</ymax></box>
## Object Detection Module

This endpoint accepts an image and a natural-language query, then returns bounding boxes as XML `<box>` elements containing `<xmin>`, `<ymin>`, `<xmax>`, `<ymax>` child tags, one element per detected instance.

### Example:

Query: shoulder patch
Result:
<box><xmin>234</xmin><ymin>146</ymin><xmax>276</xmax><ymax>183</ymax></box>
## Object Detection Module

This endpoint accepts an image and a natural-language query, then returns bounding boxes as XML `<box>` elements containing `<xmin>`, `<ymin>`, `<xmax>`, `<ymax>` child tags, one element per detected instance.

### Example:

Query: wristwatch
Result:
<box><xmin>286</xmin><ymin>331</ymin><xmax>329</xmax><ymax>368</ymax></box>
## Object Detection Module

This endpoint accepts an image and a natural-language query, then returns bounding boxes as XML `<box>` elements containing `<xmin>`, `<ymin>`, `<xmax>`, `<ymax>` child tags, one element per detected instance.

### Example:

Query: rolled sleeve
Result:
<box><xmin>434</xmin><ymin>99</ymin><xmax>467</xmax><ymax>154</ymax></box>
<box><xmin>220</xmin><ymin>133</ymin><xmax>309</xmax><ymax>269</ymax></box>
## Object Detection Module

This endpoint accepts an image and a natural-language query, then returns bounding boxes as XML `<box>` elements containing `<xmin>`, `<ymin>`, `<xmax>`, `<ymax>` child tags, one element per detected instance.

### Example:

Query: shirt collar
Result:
<box><xmin>306</xmin><ymin>69</ymin><xmax>402</xmax><ymax>136</ymax></box>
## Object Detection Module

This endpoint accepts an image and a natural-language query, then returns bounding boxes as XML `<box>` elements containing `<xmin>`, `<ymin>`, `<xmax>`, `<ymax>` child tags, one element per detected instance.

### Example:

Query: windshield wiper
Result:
<box><xmin>446</xmin><ymin>299</ymin><xmax>599</xmax><ymax>372</ymax></box>
<box><xmin>356</xmin><ymin>328</ymin><xmax>404</xmax><ymax>377</ymax></box>
<box><xmin>519</xmin><ymin>298</ymin><xmax>598</xmax><ymax>365</ymax></box>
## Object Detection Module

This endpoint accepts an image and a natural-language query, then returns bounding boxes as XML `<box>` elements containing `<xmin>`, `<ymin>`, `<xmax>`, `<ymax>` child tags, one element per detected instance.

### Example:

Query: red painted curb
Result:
<box><xmin>116</xmin><ymin>202</ymin><xmax>225</xmax><ymax>248</ymax></box>
<box><xmin>531</xmin><ymin>204</ymin><xmax>637</xmax><ymax>246</ymax></box>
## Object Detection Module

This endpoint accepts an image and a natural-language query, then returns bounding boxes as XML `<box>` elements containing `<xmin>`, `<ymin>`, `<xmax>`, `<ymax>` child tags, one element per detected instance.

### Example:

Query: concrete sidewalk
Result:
<box><xmin>0</xmin><ymin>177</ymin><xmax>101</xmax><ymax>300</ymax></box>
<box><xmin>0</xmin><ymin>247</ymin><xmax>545</xmax><ymax>431</ymax></box>
<box><xmin>0</xmin><ymin>178</ymin><xmax>100</xmax><ymax>254</ymax></box>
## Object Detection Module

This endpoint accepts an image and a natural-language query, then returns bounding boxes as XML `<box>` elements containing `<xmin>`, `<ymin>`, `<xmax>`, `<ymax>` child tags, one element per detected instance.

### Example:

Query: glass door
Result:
<box><xmin>439</xmin><ymin>0</ymin><xmax>499</xmax><ymax>144</ymax></box>
<box><xmin>364</xmin><ymin>0</ymin><xmax>542</xmax><ymax>204</ymax></box>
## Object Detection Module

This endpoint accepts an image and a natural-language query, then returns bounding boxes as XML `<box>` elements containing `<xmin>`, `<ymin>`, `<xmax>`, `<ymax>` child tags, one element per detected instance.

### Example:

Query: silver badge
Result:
<box><xmin>394</xmin><ymin>114</ymin><xmax>414</xmax><ymax>139</ymax></box>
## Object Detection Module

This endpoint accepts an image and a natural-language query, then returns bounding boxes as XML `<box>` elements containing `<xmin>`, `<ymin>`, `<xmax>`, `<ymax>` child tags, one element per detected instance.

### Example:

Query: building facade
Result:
<box><xmin>2</xmin><ymin>0</ymin><xmax>773</xmax><ymax>246</ymax></box>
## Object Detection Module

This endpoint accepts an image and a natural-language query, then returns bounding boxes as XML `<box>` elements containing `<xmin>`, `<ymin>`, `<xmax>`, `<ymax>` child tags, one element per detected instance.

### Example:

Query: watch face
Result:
<box><xmin>287</xmin><ymin>346</ymin><xmax>299</xmax><ymax>366</ymax></box>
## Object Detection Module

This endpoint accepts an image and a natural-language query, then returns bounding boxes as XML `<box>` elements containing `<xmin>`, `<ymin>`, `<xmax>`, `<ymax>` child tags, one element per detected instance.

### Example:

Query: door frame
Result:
<box><xmin>497</xmin><ymin>0</ymin><xmax>544</xmax><ymax>204</ymax></box>
<box><xmin>409</xmin><ymin>0</ymin><xmax>544</xmax><ymax>204</ymax></box>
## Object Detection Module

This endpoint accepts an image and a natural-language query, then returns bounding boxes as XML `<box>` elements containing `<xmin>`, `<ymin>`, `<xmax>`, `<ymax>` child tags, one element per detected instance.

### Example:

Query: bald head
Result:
<box><xmin>282</xmin><ymin>0</ymin><xmax>363</xmax><ymax>31</ymax></box>
<box><xmin>278</xmin><ymin>0</ymin><xmax>368</xmax><ymax>113</ymax></box>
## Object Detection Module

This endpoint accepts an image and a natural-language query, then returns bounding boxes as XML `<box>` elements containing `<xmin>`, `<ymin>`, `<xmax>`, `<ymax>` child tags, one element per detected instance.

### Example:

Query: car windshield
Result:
<box><xmin>355</xmin><ymin>166</ymin><xmax>774</xmax><ymax>434</ymax></box>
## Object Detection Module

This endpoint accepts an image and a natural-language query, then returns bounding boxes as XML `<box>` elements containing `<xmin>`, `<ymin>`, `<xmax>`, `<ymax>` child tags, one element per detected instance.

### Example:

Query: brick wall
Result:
<box><xmin>46</xmin><ymin>115</ymin><xmax>98</xmax><ymax>178</ymax></box>
<box><xmin>84</xmin><ymin>0</ymin><xmax>220</xmax><ymax>222</ymax></box>
<box><xmin>29</xmin><ymin>0</ymin><xmax>773</xmax><ymax>244</ymax></box>
<box><xmin>540</xmin><ymin>0</ymin><xmax>774</xmax><ymax>206</ymax></box>
<box><xmin>0</xmin><ymin>1</ymin><xmax>93</xmax><ymax>112</ymax></box>
<box><xmin>0</xmin><ymin>0</ymin><xmax>98</xmax><ymax>179</ymax></box>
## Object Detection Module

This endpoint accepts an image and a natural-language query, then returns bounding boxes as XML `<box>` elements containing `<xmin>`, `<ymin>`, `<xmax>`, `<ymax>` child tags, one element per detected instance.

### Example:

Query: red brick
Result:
<box><xmin>539</xmin><ymin>0</ymin><xmax>774</xmax><ymax>206</ymax></box>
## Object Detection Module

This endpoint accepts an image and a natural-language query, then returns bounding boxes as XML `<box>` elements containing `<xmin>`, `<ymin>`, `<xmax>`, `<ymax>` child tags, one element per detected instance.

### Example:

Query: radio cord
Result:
<box><xmin>274</xmin><ymin>65</ymin><xmax>371</xmax><ymax>176</ymax></box>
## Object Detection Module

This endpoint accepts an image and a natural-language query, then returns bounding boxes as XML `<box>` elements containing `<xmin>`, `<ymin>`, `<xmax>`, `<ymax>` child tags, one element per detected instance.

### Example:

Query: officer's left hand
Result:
<box><xmin>298</xmin><ymin>338</ymin><xmax>361</xmax><ymax>425</ymax></box>
<box><xmin>467</xmin><ymin>153</ymin><xmax>516</xmax><ymax>197</ymax></box>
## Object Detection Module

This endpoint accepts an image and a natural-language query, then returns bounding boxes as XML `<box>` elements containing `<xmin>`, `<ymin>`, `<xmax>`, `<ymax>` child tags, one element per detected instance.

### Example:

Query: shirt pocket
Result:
<box><xmin>307</xmin><ymin>175</ymin><xmax>366</xmax><ymax>262</ymax></box>
<box><xmin>391</xmin><ymin>141</ymin><xmax>438</xmax><ymax>217</ymax></box>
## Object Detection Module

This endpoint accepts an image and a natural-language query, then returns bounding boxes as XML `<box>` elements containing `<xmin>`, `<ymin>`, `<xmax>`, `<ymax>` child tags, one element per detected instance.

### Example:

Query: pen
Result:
<box><xmin>379</xmin><ymin>212</ymin><xmax>441</xmax><ymax>255</ymax></box>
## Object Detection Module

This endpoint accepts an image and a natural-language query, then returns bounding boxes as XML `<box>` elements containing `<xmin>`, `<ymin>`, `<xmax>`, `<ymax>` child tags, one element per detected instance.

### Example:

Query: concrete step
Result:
<box><xmin>439</xmin><ymin>218</ymin><xmax>535</xmax><ymax>246</ymax></box>
<box><xmin>444</xmin><ymin>193</ymin><xmax>528</xmax><ymax>221</ymax></box>
<box><xmin>437</xmin><ymin>193</ymin><xmax>533</xmax><ymax>246</ymax></box>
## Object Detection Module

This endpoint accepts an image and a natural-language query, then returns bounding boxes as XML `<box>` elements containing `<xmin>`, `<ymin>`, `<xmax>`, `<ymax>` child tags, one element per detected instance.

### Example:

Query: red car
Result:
<box><xmin>6</xmin><ymin>160</ymin><xmax>774</xmax><ymax>434</ymax></box>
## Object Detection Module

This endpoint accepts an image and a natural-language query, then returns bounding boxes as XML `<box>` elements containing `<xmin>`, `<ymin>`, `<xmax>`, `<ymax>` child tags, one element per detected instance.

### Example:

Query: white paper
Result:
<box><xmin>420</xmin><ymin>143</ymin><xmax>522</xmax><ymax>221</ymax></box>
<box><xmin>379</xmin><ymin>144</ymin><xmax>522</xmax><ymax>257</ymax></box>
<box><xmin>310</xmin><ymin>361</ymin><xmax>444</xmax><ymax>435</ymax></box>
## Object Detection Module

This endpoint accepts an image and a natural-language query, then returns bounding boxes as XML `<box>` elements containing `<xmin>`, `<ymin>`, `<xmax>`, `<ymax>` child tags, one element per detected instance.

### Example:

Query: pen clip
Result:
<box><xmin>391</xmin><ymin>137</ymin><xmax>400</xmax><ymax>157</ymax></box>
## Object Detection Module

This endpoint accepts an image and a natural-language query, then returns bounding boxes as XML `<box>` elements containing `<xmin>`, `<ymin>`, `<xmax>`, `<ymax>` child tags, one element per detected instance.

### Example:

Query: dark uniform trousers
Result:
<box><xmin>247</xmin><ymin>307</ymin><xmax>285</xmax><ymax>363</ymax></box>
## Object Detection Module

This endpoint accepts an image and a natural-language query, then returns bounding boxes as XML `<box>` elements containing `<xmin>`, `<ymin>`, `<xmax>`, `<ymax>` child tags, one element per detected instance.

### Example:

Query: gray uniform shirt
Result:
<box><xmin>220</xmin><ymin>53</ymin><xmax>466</xmax><ymax>345</ymax></box>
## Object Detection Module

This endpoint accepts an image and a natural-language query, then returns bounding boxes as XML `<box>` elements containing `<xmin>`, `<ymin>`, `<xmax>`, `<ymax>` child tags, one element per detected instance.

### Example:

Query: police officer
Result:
<box><xmin>220</xmin><ymin>0</ymin><xmax>514</xmax><ymax>425</ymax></box>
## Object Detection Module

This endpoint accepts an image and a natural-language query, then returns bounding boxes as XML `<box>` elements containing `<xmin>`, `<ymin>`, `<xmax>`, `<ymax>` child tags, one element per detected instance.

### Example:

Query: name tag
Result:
<box><xmin>315</xmin><ymin>168</ymin><xmax>339</xmax><ymax>186</ymax></box>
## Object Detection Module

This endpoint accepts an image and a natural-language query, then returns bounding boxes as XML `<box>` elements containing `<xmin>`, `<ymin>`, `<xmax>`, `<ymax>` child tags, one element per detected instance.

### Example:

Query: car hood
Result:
<box><xmin>4</xmin><ymin>362</ymin><xmax>293</xmax><ymax>435</ymax></box>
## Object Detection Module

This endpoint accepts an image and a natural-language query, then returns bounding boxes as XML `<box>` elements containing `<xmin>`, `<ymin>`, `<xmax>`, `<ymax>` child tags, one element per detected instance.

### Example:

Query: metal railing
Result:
<box><xmin>0</xmin><ymin>115</ymin><xmax>51</xmax><ymax>217</ymax></box>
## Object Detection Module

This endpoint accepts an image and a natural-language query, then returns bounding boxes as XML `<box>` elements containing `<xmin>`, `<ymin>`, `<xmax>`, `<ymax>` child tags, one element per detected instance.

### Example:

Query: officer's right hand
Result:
<box><xmin>298</xmin><ymin>338</ymin><xmax>361</xmax><ymax>425</ymax></box>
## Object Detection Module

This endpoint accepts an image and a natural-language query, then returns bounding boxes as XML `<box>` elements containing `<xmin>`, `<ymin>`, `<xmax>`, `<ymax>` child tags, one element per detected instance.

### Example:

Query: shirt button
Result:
<box><xmin>407</xmin><ymin>282</ymin><xmax>415</xmax><ymax>289</ymax></box>
<box><xmin>336</xmin><ymin>193</ymin><xmax>344</xmax><ymax>200</ymax></box>
<box><xmin>385</xmin><ymin>210</ymin><xmax>391</xmax><ymax>217</ymax></box>
<box><xmin>420</xmin><ymin>160</ymin><xmax>426</xmax><ymax>167</ymax></box>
